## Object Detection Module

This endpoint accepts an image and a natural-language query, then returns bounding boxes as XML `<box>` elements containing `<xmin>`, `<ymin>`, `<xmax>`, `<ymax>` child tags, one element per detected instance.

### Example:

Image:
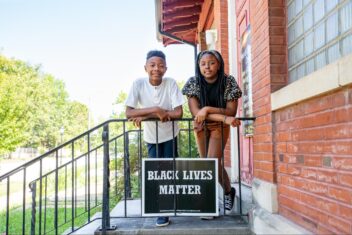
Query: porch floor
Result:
<box><xmin>71</xmin><ymin>184</ymin><xmax>251</xmax><ymax>235</ymax></box>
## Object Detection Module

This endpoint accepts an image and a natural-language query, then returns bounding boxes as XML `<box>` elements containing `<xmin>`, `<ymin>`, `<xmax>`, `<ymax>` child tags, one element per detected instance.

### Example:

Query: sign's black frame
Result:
<box><xmin>142</xmin><ymin>158</ymin><xmax>219</xmax><ymax>217</ymax></box>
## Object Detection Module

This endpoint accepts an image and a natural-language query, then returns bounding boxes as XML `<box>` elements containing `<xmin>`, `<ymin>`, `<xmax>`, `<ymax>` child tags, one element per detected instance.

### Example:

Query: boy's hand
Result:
<box><xmin>128</xmin><ymin>117</ymin><xmax>146</xmax><ymax>128</ymax></box>
<box><xmin>155</xmin><ymin>107</ymin><xmax>171</xmax><ymax>122</ymax></box>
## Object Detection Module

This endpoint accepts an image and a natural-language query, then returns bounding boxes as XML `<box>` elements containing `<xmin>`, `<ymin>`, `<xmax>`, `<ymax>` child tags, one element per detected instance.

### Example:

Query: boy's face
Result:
<box><xmin>144</xmin><ymin>56</ymin><xmax>167</xmax><ymax>83</ymax></box>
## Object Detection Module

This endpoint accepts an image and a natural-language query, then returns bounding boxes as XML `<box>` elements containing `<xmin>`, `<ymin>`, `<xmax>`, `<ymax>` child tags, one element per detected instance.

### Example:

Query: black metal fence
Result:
<box><xmin>0</xmin><ymin>117</ymin><xmax>254</xmax><ymax>234</ymax></box>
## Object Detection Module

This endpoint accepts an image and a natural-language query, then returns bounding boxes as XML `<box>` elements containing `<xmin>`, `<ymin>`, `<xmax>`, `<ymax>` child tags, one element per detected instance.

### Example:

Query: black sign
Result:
<box><xmin>142</xmin><ymin>158</ymin><xmax>218</xmax><ymax>216</ymax></box>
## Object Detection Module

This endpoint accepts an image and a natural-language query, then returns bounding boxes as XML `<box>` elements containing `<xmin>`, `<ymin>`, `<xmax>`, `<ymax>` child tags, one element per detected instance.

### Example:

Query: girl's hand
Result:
<box><xmin>194</xmin><ymin>107</ymin><xmax>208</xmax><ymax>123</ymax></box>
<box><xmin>224</xmin><ymin>116</ymin><xmax>241</xmax><ymax>127</ymax></box>
<box><xmin>193</xmin><ymin>121</ymin><xmax>204</xmax><ymax>132</ymax></box>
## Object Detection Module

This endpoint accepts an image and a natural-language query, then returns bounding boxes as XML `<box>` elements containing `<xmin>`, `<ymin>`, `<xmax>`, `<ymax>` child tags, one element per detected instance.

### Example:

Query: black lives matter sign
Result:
<box><xmin>142</xmin><ymin>158</ymin><xmax>218</xmax><ymax>216</ymax></box>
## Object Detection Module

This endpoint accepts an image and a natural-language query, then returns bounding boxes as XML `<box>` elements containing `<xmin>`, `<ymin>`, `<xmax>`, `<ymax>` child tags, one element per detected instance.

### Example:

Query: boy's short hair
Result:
<box><xmin>146</xmin><ymin>50</ymin><xmax>166</xmax><ymax>61</ymax></box>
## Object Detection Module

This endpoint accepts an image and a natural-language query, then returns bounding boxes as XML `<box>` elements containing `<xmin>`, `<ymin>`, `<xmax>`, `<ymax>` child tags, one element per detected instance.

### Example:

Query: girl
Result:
<box><xmin>182</xmin><ymin>50</ymin><xmax>242</xmax><ymax>212</ymax></box>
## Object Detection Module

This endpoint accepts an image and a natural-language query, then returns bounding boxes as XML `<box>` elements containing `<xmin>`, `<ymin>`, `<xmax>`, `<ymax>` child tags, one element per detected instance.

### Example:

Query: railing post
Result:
<box><xmin>30</xmin><ymin>182</ymin><xmax>37</xmax><ymax>235</ymax></box>
<box><xmin>124</xmin><ymin>131</ymin><xmax>132</xmax><ymax>199</ymax></box>
<box><xmin>99</xmin><ymin>123</ymin><xmax>117</xmax><ymax>233</ymax></box>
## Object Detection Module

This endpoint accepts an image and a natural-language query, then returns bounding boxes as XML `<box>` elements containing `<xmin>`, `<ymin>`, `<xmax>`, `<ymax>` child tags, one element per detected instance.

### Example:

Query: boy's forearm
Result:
<box><xmin>126</xmin><ymin>107</ymin><xmax>159</xmax><ymax>119</ymax></box>
<box><xmin>166</xmin><ymin>106</ymin><xmax>183</xmax><ymax>119</ymax></box>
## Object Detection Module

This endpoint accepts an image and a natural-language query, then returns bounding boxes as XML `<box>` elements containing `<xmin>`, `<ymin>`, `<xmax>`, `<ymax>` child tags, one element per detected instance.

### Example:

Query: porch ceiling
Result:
<box><xmin>157</xmin><ymin>0</ymin><xmax>204</xmax><ymax>46</ymax></box>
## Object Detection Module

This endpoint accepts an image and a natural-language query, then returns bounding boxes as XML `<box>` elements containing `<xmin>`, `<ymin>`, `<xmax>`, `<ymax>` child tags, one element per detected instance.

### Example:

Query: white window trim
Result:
<box><xmin>271</xmin><ymin>53</ymin><xmax>352</xmax><ymax>111</ymax></box>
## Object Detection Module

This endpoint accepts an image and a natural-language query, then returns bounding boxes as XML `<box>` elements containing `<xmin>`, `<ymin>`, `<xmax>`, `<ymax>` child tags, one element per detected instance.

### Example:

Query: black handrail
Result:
<box><xmin>0</xmin><ymin>117</ymin><xmax>255</xmax><ymax>234</ymax></box>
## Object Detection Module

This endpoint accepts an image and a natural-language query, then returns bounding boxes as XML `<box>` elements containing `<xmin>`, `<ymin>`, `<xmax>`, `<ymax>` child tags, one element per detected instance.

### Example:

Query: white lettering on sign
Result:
<box><xmin>182</xmin><ymin>170</ymin><xmax>213</xmax><ymax>180</ymax></box>
<box><xmin>159</xmin><ymin>185</ymin><xmax>201</xmax><ymax>195</ymax></box>
<box><xmin>147</xmin><ymin>170</ymin><xmax>179</xmax><ymax>180</ymax></box>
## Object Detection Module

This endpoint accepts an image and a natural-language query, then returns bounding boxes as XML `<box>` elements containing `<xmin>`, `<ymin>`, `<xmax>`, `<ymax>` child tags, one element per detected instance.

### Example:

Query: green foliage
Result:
<box><xmin>0</xmin><ymin>55</ymin><xmax>89</xmax><ymax>156</ymax></box>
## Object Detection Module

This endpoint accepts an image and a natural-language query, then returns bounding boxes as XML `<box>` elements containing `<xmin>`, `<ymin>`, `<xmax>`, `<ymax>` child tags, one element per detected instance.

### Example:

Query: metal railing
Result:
<box><xmin>0</xmin><ymin>117</ymin><xmax>255</xmax><ymax>234</ymax></box>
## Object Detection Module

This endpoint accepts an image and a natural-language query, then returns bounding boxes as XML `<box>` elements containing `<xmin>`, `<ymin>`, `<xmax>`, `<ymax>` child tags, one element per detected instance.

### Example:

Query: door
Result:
<box><xmin>236</xmin><ymin>0</ymin><xmax>253</xmax><ymax>185</ymax></box>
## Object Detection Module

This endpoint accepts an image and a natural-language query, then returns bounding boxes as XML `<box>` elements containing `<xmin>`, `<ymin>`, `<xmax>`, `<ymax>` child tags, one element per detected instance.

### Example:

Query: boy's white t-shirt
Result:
<box><xmin>125</xmin><ymin>77</ymin><xmax>185</xmax><ymax>144</ymax></box>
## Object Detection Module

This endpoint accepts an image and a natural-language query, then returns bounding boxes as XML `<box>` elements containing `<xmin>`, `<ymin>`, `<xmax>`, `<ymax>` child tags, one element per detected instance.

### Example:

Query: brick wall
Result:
<box><xmin>250</xmin><ymin>0</ymin><xmax>276</xmax><ymax>183</ymax></box>
<box><xmin>275</xmin><ymin>86</ymin><xmax>352</xmax><ymax>234</ymax></box>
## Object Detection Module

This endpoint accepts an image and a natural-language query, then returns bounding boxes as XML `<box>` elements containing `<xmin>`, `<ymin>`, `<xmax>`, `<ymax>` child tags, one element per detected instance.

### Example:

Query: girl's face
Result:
<box><xmin>144</xmin><ymin>56</ymin><xmax>167</xmax><ymax>86</ymax></box>
<box><xmin>198</xmin><ymin>53</ymin><xmax>220</xmax><ymax>83</ymax></box>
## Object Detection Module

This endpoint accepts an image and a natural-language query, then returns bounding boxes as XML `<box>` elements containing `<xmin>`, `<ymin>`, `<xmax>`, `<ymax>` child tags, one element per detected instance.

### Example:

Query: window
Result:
<box><xmin>287</xmin><ymin>0</ymin><xmax>352</xmax><ymax>83</ymax></box>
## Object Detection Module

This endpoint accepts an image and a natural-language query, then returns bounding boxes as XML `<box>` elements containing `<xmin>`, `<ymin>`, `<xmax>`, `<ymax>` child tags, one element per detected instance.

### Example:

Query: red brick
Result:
<box><xmin>269</xmin><ymin>45</ymin><xmax>286</xmax><ymax>55</ymax></box>
<box><xmin>280</xmin><ymin>174</ymin><xmax>295</xmax><ymax>187</ymax></box>
<box><xmin>286</xmin><ymin>165</ymin><xmax>301</xmax><ymax>176</ymax></box>
<box><xmin>339</xmin><ymin>173</ymin><xmax>352</xmax><ymax>187</ymax></box>
<box><xmin>286</xmin><ymin>143</ymin><xmax>299</xmax><ymax>153</ymax></box>
<box><xmin>316</xmin><ymin>169</ymin><xmax>339</xmax><ymax>184</ymax></box>
<box><xmin>256</xmin><ymin>152</ymin><xmax>274</xmax><ymax>161</ymax></box>
<box><xmin>275</xmin><ymin>131</ymin><xmax>291</xmax><ymax>142</ymax></box>
<box><xmin>295</xmin><ymin>180</ymin><xmax>328</xmax><ymax>196</ymax></box>
<box><xmin>253</xmin><ymin>142</ymin><xmax>273</xmax><ymax>152</ymax></box>
<box><xmin>278</xmin><ymin>184</ymin><xmax>300</xmax><ymax>199</ymax></box>
<box><xmin>257</xmin><ymin>169</ymin><xmax>275</xmax><ymax>182</ymax></box>
<box><xmin>317</xmin><ymin>224</ymin><xmax>337</xmax><ymax>235</ymax></box>
<box><xmin>324</xmin><ymin>123</ymin><xmax>352</xmax><ymax>140</ymax></box>
<box><xmin>300</xmin><ymin>168</ymin><xmax>317</xmax><ymax>180</ymax></box>
<box><xmin>269</xmin><ymin>8</ymin><xmax>285</xmax><ymax>17</ymax></box>
<box><xmin>260</xmin><ymin>161</ymin><xmax>274</xmax><ymax>171</ymax></box>
<box><xmin>334</xmin><ymin>107</ymin><xmax>352</xmax><ymax>123</ymax></box>
<box><xmin>269</xmin><ymin>17</ymin><xmax>286</xmax><ymax>26</ymax></box>
<box><xmin>277</xmin><ymin>163</ymin><xmax>287</xmax><ymax>173</ymax></box>
<box><xmin>270</xmin><ymin>54</ymin><xmax>286</xmax><ymax>63</ymax></box>
<box><xmin>254</xmin><ymin>133</ymin><xmax>272</xmax><ymax>143</ymax></box>
<box><xmin>332</xmin><ymin>158</ymin><xmax>352</xmax><ymax>171</ymax></box>
<box><xmin>275</xmin><ymin>121</ymin><xmax>292</xmax><ymax>132</ymax></box>
<box><xmin>254</xmin><ymin>123</ymin><xmax>272</xmax><ymax>134</ymax></box>
<box><xmin>328</xmin><ymin>187</ymin><xmax>352</xmax><ymax>204</ymax></box>
<box><xmin>271</xmin><ymin>74</ymin><xmax>287</xmax><ymax>83</ymax></box>
<box><xmin>298</xmin><ymin>142</ymin><xmax>323</xmax><ymax>154</ymax></box>
<box><xmin>303</xmin><ymin>156</ymin><xmax>322</xmax><ymax>167</ymax></box>
<box><xmin>280</xmin><ymin>207</ymin><xmax>318</xmax><ymax>233</ymax></box>
<box><xmin>317</xmin><ymin>199</ymin><xmax>339</xmax><ymax>215</ymax></box>
<box><xmin>294</xmin><ymin>128</ymin><xmax>325</xmax><ymax>141</ymax></box>
<box><xmin>303</xmin><ymin>96</ymin><xmax>333</xmax><ymax>113</ymax></box>
<box><xmin>340</xmin><ymin>204</ymin><xmax>352</xmax><ymax>221</ymax></box>
<box><xmin>269</xmin><ymin>26</ymin><xmax>286</xmax><ymax>35</ymax></box>
<box><xmin>269</xmin><ymin>0</ymin><xmax>284</xmax><ymax>7</ymax></box>
<box><xmin>254</xmin><ymin>114</ymin><xmax>272</xmax><ymax>126</ymax></box>
<box><xmin>286</xmin><ymin>155</ymin><xmax>303</xmax><ymax>164</ymax></box>
<box><xmin>326</xmin><ymin>216</ymin><xmax>351</xmax><ymax>235</ymax></box>
<box><xmin>324</xmin><ymin>141</ymin><xmax>352</xmax><ymax>155</ymax></box>
<box><xmin>276</xmin><ymin>142</ymin><xmax>287</xmax><ymax>153</ymax></box>
<box><xmin>300</xmin><ymin>193</ymin><xmax>319</xmax><ymax>207</ymax></box>
<box><xmin>298</xmin><ymin>112</ymin><xmax>334</xmax><ymax>128</ymax></box>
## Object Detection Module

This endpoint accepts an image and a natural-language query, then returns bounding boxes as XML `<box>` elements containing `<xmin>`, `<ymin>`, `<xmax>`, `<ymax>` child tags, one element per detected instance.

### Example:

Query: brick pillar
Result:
<box><xmin>249</xmin><ymin>0</ymin><xmax>288</xmax><ymax>213</ymax></box>
<box><xmin>213</xmin><ymin>0</ymin><xmax>229</xmax><ymax>74</ymax></box>
<box><xmin>198</xmin><ymin>31</ymin><xmax>207</xmax><ymax>51</ymax></box>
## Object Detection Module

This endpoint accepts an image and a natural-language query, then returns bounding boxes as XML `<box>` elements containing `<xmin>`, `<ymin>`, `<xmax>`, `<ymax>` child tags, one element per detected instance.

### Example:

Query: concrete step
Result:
<box><xmin>72</xmin><ymin>198</ymin><xmax>250</xmax><ymax>235</ymax></box>
<box><xmin>93</xmin><ymin>215</ymin><xmax>250</xmax><ymax>235</ymax></box>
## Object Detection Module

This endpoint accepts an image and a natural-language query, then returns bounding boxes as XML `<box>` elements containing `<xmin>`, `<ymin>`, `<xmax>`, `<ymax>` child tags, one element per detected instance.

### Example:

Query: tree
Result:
<box><xmin>0</xmin><ymin>56</ymin><xmax>39</xmax><ymax>154</ymax></box>
<box><xmin>0</xmin><ymin>55</ymin><xmax>89</xmax><ymax>156</ymax></box>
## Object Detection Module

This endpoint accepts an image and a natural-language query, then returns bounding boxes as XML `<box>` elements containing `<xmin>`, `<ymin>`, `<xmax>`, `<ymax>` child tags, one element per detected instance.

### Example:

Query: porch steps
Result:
<box><xmin>72</xmin><ymin>199</ymin><xmax>250</xmax><ymax>235</ymax></box>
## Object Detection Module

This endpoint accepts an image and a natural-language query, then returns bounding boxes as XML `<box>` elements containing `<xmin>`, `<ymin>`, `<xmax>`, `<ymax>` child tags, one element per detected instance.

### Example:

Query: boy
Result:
<box><xmin>125</xmin><ymin>50</ymin><xmax>185</xmax><ymax>226</ymax></box>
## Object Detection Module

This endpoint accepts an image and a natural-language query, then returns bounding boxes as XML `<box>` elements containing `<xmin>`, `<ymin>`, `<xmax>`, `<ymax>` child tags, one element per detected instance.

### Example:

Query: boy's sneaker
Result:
<box><xmin>224</xmin><ymin>187</ymin><xmax>236</xmax><ymax>211</ymax></box>
<box><xmin>156</xmin><ymin>216</ymin><xmax>170</xmax><ymax>227</ymax></box>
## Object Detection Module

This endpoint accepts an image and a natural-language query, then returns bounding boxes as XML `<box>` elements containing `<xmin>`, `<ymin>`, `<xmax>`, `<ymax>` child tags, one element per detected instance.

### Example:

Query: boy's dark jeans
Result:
<box><xmin>147</xmin><ymin>137</ymin><xmax>178</xmax><ymax>158</ymax></box>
